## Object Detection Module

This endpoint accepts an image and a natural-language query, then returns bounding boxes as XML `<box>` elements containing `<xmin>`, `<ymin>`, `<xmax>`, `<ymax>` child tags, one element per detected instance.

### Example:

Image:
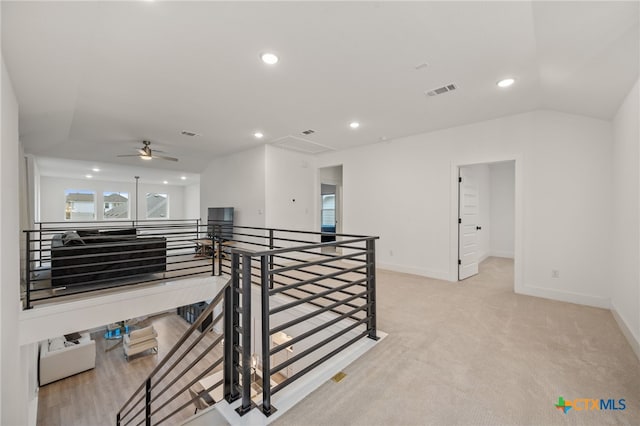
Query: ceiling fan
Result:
<box><xmin>117</xmin><ymin>140</ymin><xmax>178</xmax><ymax>162</ymax></box>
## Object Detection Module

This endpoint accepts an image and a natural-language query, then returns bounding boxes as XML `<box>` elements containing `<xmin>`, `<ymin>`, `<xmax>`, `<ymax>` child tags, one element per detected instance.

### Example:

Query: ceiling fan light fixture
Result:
<box><xmin>140</xmin><ymin>155</ymin><xmax>152</xmax><ymax>161</ymax></box>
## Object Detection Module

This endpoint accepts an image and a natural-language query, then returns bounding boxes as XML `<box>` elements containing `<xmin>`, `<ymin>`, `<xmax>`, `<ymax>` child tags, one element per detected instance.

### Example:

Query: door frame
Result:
<box><xmin>449</xmin><ymin>155</ymin><xmax>523</xmax><ymax>293</ymax></box>
<box><xmin>317</xmin><ymin>164</ymin><xmax>343</xmax><ymax>239</ymax></box>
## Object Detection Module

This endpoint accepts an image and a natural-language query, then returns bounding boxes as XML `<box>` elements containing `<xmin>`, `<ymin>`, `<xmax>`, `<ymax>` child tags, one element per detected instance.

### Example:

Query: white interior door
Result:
<box><xmin>459</xmin><ymin>167</ymin><xmax>479</xmax><ymax>280</ymax></box>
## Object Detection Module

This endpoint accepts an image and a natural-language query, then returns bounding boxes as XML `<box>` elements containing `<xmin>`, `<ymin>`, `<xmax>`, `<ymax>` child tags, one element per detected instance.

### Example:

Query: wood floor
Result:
<box><xmin>36</xmin><ymin>312</ymin><xmax>224</xmax><ymax>426</ymax></box>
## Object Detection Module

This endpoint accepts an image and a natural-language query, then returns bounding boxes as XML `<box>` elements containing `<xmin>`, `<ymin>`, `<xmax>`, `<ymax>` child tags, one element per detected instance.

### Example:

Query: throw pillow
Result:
<box><xmin>48</xmin><ymin>337</ymin><xmax>66</xmax><ymax>352</ymax></box>
<box><xmin>76</xmin><ymin>229</ymin><xmax>101</xmax><ymax>244</ymax></box>
<box><xmin>62</xmin><ymin>231</ymin><xmax>86</xmax><ymax>246</ymax></box>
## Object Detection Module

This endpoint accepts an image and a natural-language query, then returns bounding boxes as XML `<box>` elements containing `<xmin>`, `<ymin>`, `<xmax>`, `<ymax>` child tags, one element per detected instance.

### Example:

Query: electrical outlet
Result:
<box><xmin>551</xmin><ymin>269</ymin><xmax>560</xmax><ymax>278</ymax></box>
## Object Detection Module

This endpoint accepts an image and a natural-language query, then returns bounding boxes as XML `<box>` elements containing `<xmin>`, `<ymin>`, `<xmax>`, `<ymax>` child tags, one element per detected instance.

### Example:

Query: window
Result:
<box><xmin>321</xmin><ymin>194</ymin><xmax>336</xmax><ymax>227</ymax></box>
<box><xmin>65</xmin><ymin>190</ymin><xmax>96</xmax><ymax>220</ymax></box>
<box><xmin>103</xmin><ymin>192</ymin><xmax>129</xmax><ymax>219</ymax></box>
<box><xmin>146</xmin><ymin>193</ymin><xmax>168</xmax><ymax>218</ymax></box>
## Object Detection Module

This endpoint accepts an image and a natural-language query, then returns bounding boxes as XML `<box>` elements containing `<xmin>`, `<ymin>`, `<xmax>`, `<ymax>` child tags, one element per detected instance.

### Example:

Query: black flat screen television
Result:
<box><xmin>208</xmin><ymin>207</ymin><xmax>234</xmax><ymax>240</ymax></box>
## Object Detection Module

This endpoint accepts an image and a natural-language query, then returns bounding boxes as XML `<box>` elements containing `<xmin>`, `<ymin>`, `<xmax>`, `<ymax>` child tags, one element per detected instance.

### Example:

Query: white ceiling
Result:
<box><xmin>35</xmin><ymin>156</ymin><xmax>200</xmax><ymax>186</ymax></box>
<box><xmin>2</xmin><ymin>1</ymin><xmax>638</xmax><ymax>173</ymax></box>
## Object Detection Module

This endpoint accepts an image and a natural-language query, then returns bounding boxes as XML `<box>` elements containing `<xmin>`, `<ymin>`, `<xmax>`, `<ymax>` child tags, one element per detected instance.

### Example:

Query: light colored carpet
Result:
<box><xmin>274</xmin><ymin>257</ymin><xmax>640</xmax><ymax>426</ymax></box>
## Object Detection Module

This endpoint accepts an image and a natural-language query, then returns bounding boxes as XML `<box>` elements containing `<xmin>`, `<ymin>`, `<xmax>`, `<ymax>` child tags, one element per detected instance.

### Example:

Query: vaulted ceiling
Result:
<box><xmin>2</xmin><ymin>1</ymin><xmax>638</xmax><ymax>173</ymax></box>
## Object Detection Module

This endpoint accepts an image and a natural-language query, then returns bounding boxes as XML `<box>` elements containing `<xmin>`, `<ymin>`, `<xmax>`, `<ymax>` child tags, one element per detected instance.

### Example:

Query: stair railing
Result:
<box><xmin>116</xmin><ymin>278</ymin><xmax>236</xmax><ymax>426</ymax></box>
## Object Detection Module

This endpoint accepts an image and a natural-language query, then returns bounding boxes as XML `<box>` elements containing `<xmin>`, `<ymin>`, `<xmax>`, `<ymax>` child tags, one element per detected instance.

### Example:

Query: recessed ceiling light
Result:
<box><xmin>85</xmin><ymin>174</ymin><xmax>93</xmax><ymax>179</ymax></box>
<box><xmin>254</xmin><ymin>132</ymin><xmax>264</xmax><ymax>139</ymax></box>
<box><xmin>92</xmin><ymin>168</ymin><xmax>100</xmax><ymax>172</ymax></box>
<box><xmin>497</xmin><ymin>78</ymin><xmax>515</xmax><ymax>88</ymax></box>
<box><xmin>180</xmin><ymin>176</ymin><xmax>187</xmax><ymax>180</ymax></box>
<box><xmin>261</xmin><ymin>52</ymin><xmax>279</xmax><ymax>65</ymax></box>
<box><xmin>163</xmin><ymin>180</ymin><xmax>168</xmax><ymax>185</ymax></box>
<box><xmin>349</xmin><ymin>122</ymin><xmax>360</xmax><ymax>129</ymax></box>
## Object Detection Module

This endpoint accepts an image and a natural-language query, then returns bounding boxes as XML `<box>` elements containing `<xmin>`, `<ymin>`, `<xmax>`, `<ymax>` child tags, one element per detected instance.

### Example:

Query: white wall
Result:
<box><xmin>611</xmin><ymin>79</ymin><xmax>640</xmax><ymax>358</ymax></box>
<box><xmin>1</xmin><ymin>56</ymin><xmax>29</xmax><ymax>425</ymax></box>
<box><xmin>489</xmin><ymin>161</ymin><xmax>515</xmax><ymax>258</ymax></box>
<box><xmin>317</xmin><ymin>110</ymin><xmax>612</xmax><ymax>308</ymax></box>
<box><xmin>184</xmin><ymin>183</ymin><xmax>201</xmax><ymax>220</ymax></box>
<box><xmin>265</xmin><ymin>145</ymin><xmax>316</xmax><ymax>231</ymax></box>
<box><xmin>38</xmin><ymin>176</ymin><xmax>186</xmax><ymax>222</ymax></box>
<box><xmin>200</xmin><ymin>146</ymin><xmax>266</xmax><ymax>228</ymax></box>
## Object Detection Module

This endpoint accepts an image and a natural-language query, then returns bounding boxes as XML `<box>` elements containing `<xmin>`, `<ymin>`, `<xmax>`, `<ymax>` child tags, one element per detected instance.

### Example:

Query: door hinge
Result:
<box><xmin>458</xmin><ymin>259</ymin><xmax>461</xmax><ymax>265</ymax></box>
<box><xmin>458</xmin><ymin>177</ymin><xmax>462</xmax><ymax>183</ymax></box>
<box><xmin>458</xmin><ymin>218</ymin><xmax>462</xmax><ymax>224</ymax></box>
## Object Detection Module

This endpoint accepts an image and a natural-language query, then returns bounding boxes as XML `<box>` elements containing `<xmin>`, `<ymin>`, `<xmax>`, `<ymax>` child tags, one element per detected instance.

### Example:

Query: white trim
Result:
<box><xmin>611</xmin><ymin>302</ymin><xmax>640</xmax><ymax>362</ymax></box>
<box><xmin>489</xmin><ymin>250</ymin><xmax>514</xmax><ymax>259</ymax></box>
<box><xmin>27</xmin><ymin>393</ymin><xmax>38</xmax><ymax>426</ymax></box>
<box><xmin>377</xmin><ymin>263</ymin><xmax>450</xmax><ymax>281</ymax></box>
<box><xmin>188</xmin><ymin>331</ymin><xmax>387</xmax><ymax>426</ymax></box>
<box><xmin>19</xmin><ymin>275</ymin><xmax>228</xmax><ymax>345</ymax></box>
<box><xmin>519</xmin><ymin>283</ymin><xmax>610</xmax><ymax>309</ymax></box>
<box><xmin>450</xmin><ymin>155</ymin><xmax>523</xmax><ymax>292</ymax></box>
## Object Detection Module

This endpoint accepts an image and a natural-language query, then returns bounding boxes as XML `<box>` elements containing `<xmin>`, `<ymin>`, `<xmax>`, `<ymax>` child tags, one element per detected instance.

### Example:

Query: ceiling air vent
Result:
<box><xmin>271</xmin><ymin>135</ymin><xmax>334</xmax><ymax>154</ymax></box>
<box><xmin>301</xmin><ymin>129</ymin><xmax>315</xmax><ymax>135</ymax></box>
<box><xmin>425</xmin><ymin>83</ymin><xmax>457</xmax><ymax>97</ymax></box>
<box><xmin>181</xmin><ymin>130</ymin><xmax>200</xmax><ymax>137</ymax></box>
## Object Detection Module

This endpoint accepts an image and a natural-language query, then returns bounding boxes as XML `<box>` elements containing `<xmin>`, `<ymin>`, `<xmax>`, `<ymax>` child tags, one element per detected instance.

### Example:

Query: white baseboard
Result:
<box><xmin>489</xmin><ymin>249</ymin><xmax>514</xmax><ymax>259</ymax></box>
<box><xmin>517</xmin><ymin>284</ymin><xmax>610</xmax><ymax>309</ymax></box>
<box><xmin>611</xmin><ymin>302</ymin><xmax>640</xmax><ymax>362</ymax></box>
<box><xmin>377</xmin><ymin>262</ymin><xmax>450</xmax><ymax>281</ymax></box>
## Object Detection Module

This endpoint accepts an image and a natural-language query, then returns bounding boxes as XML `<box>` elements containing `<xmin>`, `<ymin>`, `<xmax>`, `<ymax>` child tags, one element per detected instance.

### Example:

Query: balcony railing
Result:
<box><xmin>22</xmin><ymin>219</ymin><xmax>212</xmax><ymax>309</ymax></box>
<box><xmin>117</xmin><ymin>279</ymin><xmax>231</xmax><ymax>426</ymax></box>
<box><xmin>117</xmin><ymin>224</ymin><xmax>377</xmax><ymax>425</ymax></box>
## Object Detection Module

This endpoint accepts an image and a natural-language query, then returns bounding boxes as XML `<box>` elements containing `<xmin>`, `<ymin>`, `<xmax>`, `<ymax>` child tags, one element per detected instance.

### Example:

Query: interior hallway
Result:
<box><xmin>275</xmin><ymin>257</ymin><xmax>640</xmax><ymax>425</ymax></box>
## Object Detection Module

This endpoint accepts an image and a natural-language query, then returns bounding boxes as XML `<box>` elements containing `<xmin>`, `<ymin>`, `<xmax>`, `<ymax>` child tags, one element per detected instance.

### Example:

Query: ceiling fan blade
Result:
<box><xmin>152</xmin><ymin>154</ymin><xmax>179</xmax><ymax>162</ymax></box>
<box><xmin>117</xmin><ymin>154</ymin><xmax>142</xmax><ymax>158</ymax></box>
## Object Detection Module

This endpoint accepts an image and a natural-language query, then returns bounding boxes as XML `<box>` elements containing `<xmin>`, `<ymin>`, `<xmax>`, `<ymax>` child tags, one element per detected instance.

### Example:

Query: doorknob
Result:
<box><xmin>476</xmin><ymin>226</ymin><xmax>482</xmax><ymax>230</ymax></box>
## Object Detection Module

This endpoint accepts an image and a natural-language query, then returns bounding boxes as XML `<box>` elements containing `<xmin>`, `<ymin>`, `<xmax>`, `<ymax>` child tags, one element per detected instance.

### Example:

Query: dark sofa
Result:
<box><xmin>51</xmin><ymin>228</ymin><xmax>167</xmax><ymax>287</ymax></box>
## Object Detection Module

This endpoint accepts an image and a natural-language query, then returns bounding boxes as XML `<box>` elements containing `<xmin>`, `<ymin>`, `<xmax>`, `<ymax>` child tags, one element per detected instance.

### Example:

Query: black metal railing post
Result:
<box><xmin>366</xmin><ymin>238</ymin><xmax>379</xmax><ymax>340</ymax></box>
<box><xmin>259</xmin><ymin>254</ymin><xmax>277</xmax><ymax>416</ymax></box>
<box><xmin>116</xmin><ymin>412</ymin><xmax>121</xmax><ymax>426</ymax></box>
<box><xmin>145</xmin><ymin>378</ymin><xmax>152</xmax><ymax>426</ymax></box>
<box><xmin>268</xmin><ymin>229</ymin><xmax>274</xmax><ymax>289</ymax></box>
<box><xmin>217</xmin><ymin>224</ymin><xmax>223</xmax><ymax>276</ymax></box>
<box><xmin>211</xmin><ymin>224</ymin><xmax>216</xmax><ymax>277</ymax></box>
<box><xmin>222</xmin><ymin>266</ymin><xmax>240</xmax><ymax>402</ymax></box>
<box><xmin>236</xmin><ymin>253</ymin><xmax>256</xmax><ymax>415</ymax></box>
<box><xmin>25</xmin><ymin>231</ymin><xmax>32</xmax><ymax>309</ymax></box>
<box><xmin>226</xmin><ymin>253</ymin><xmax>241</xmax><ymax>403</ymax></box>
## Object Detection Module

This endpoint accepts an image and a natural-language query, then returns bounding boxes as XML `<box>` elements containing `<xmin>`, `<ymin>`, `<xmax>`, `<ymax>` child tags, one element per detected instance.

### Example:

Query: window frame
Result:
<box><xmin>145</xmin><ymin>192</ymin><xmax>170</xmax><ymax>219</ymax></box>
<box><xmin>64</xmin><ymin>189</ymin><xmax>97</xmax><ymax>221</ymax></box>
<box><xmin>103</xmin><ymin>191</ymin><xmax>130</xmax><ymax>220</ymax></box>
